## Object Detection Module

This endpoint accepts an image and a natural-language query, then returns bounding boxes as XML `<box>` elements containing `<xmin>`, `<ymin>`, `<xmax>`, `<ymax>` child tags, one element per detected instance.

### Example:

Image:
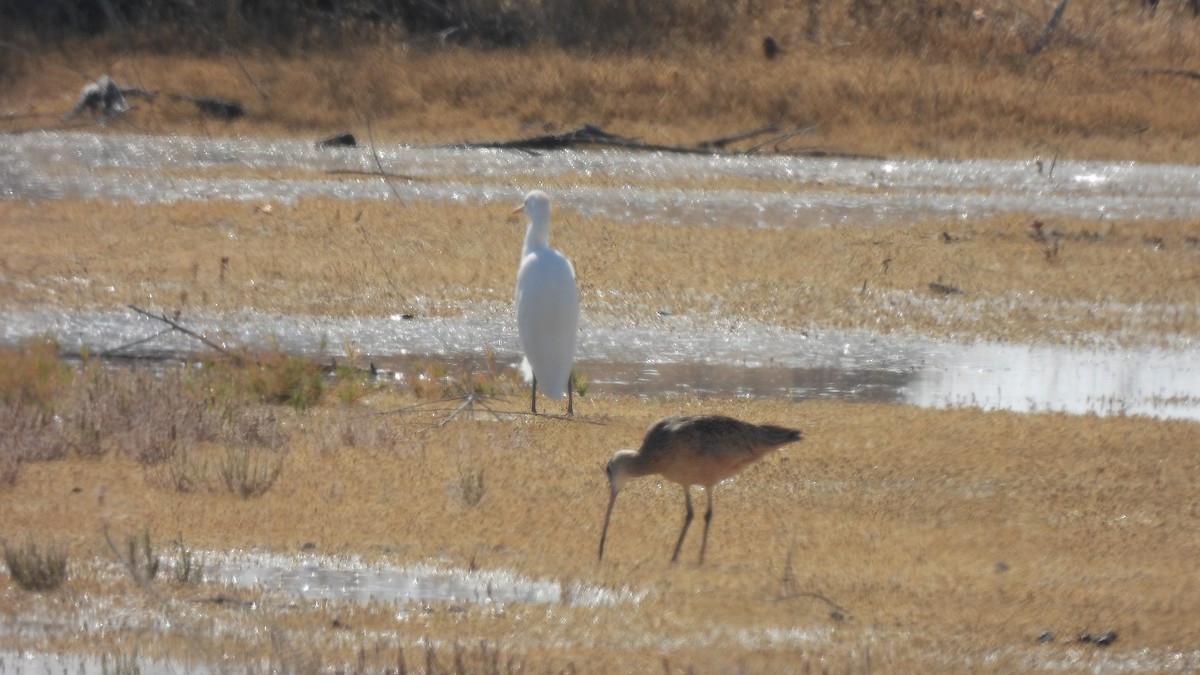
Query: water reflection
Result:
<box><xmin>3</xmin><ymin>308</ymin><xmax>1197</xmax><ymax>420</ymax></box>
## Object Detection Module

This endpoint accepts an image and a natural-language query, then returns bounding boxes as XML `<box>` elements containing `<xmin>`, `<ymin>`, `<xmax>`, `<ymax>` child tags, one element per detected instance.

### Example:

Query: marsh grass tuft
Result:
<box><xmin>103</xmin><ymin>526</ymin><xmax>161</xmax><ymax>585</ymax></box>
<box><xmin>152</xmin><ymin>442</ymin><xmax>207</xmax><ymax>493</ymax></box>
<box><xmin>220</xmin><ymin>444</ymin><xmax>287</xmax><ymax>498</ymax></box>
<box><xmin>236</xmin><ymin>349</ymin><xmax>325</xmax><ymax>411</ymax></box>
<box><xmin>172</xmin><ymin>539</ymin><xmax>205</xmax><ymax>584</ymax></box>
<box><xmin>0</xmin><ymin>337</ymin><xmax>68</xmax><ymax>410</ymax></box>
<box><xmin>3</xmin><ymin>537</ymin><xmax>68</xmax><ymax>591</ymax></box>
<box><xmin>457</xmin><ymin>465</ymin><xmax>487</xmax><ymax>507</ymax></box>
<box><xmin>101</xmin><ymin>650</ymin><xmax>142</xmax><ymax>675</ymax></box>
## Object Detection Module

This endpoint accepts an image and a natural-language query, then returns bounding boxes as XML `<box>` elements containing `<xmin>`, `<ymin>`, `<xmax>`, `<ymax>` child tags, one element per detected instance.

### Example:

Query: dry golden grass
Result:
<box><xmin>2</xmin><ymin>5</ymin><xmax>1200</xmax><ymax>666</ymax></box>
<box><xmin>2</xmin><ymin>390</ymin><xmax>1199</xmax><ymax>670</ymax></box>
<box><xmin>3</xmin><ymin>197</ymin><xmax>1199</xmax><ymax>345</ymax></box>
<box><xmin>4</xmin><ymin>0</ymin><xmax>1200</xmax><ymax>161</ymax></box>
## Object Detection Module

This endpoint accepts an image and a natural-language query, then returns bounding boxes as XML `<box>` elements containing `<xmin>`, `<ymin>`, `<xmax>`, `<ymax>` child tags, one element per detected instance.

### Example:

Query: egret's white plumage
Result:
<box><xmin>513</xmin><ymin>190</ymin><xmax>580</xmax><ymax>414</ymax></box>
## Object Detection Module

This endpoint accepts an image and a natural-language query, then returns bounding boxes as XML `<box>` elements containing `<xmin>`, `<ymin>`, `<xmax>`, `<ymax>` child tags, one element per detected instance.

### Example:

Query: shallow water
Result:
<box><xmin>5</xmin><ymin>131</ymin><xmax>1200</xmax><ymax>227</ymax></box>
<box><xmin>205</xmin><ymin>550</ymin><xmax>644</xmax><ymax>609</ymax></box>
<box><xmin>3</xmin><ymin>307</ymin><xmax>1198</xmax><ymax>420</ymax></box>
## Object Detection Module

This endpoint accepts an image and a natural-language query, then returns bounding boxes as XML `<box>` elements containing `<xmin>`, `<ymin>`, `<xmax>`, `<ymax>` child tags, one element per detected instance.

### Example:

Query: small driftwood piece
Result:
<box><xmin>318</xmin><ymin>132</ymin><xmax>357</xmax><ymax>148</ymax></box>
<box><xmin>928</xmin><ymin>282</ymin><xmax>965</xmax><ymax>296</ymax></box>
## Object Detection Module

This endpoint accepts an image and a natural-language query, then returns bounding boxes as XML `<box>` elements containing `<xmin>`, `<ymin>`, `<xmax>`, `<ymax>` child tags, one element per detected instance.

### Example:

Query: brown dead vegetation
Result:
<box><xmin>3</xmin><ymin>0</ymin><xmax>1200</xmax><ymax>161</ymax></box>
<box><xmin>0</xmin><ymin>356</ymin><xmax>1198</xmax><ymax>670</ymax></box>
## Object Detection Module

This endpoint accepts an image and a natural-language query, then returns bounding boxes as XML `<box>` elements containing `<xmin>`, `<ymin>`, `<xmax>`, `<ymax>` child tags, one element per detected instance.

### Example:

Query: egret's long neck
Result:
<box><xmin>522</xmin><ymin>210</ymin><xmax>551</xmax><ymax>254</ymax></box>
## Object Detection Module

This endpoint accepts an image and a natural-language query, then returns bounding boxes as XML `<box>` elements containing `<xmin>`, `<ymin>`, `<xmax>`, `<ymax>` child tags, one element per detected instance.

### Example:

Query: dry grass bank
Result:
<box><xmin>1</xmin><ymin>374</ymin><xmax>1199</xmax><ymax>670</ymax></box>
<box><xmin>4</xmin><ymin>1</ymin><xmax>1200</xmax><ymax>161</ymax></box>
<box><xmin>2</xmin><ymin>197</ymin><xmax>1199</xmax><ymax>345</ymax></box>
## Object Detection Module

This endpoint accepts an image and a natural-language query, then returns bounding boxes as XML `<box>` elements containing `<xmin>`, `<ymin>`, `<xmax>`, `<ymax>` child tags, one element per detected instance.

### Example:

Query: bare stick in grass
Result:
<box><xmin>1028</xmin><ymin>0</ymin><xmax>1069</xmax><ymax>56</ymax></box>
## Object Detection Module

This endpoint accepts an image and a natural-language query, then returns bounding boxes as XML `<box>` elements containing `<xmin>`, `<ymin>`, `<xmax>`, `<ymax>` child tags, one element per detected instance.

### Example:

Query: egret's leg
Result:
<box><xmin>567</xmin><ymin>372</ymin><xmax>574</xmax><ymax>416</ymax></box>
<box><xmin>530</xmin><ymin>375</ymin><xmax>538</xmax><ymax>414</ymax></box>
<box><xmin>670</xmin><ymin>487</ymin><xmax>694</xmax><ymax>563</ymax></box>
<box><xmin>698</xmin><ymin>490</ymin><xmax>714</xmax><ymax>565</ymax></box>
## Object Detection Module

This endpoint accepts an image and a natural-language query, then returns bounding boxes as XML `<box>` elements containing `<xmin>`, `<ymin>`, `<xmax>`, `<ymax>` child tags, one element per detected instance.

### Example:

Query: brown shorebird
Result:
<box><xmin>598</xmin><ymin>414</ymin><xmax>803</xmax><ymax>564</ymax></box>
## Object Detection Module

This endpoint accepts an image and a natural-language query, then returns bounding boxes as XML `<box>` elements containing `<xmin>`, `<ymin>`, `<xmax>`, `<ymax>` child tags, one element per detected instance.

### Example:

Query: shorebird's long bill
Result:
<box><xmin>598</xmin><ymin>488</ymin><xmax>617</xmax><ymax>561</ymax></box>
<box><xmin>511</xmin><ymin>205</ymin><xmax>525</xmax><ymax>216</ymax></box>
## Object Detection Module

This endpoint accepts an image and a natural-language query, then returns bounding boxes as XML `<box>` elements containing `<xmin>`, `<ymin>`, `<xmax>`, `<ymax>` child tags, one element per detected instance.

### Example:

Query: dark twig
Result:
<box><xmin>326</xmin><ymin>168</ymin><xmax>420</xmax><ymax>181</ymax></box>
<box><xmin>777</xmin><ymin>590</ymin><xmax>847</xmax><ymax>615</ymax></box>
<box><xmin>221</xmin><ymin>39</ymin><xmax>270</xmax><ymax>103</ymax></box>
<box><xmin>356</xmin><ymin>118</ymin><xmax>409</xmax><ymax>307</ymax></box>
<box><xmin>1136</xmin><ymin>67</ymin><xmax>1200</xmax><ymax>81</ymax></box>
<box><xmin>697</xmin><ymin>125</ymin><xmax>780</xmax><ymax>149</ymax></box>
<box><xmin>1027</xmin><ymin>0</ymin><xmax>1069</xmax><ymax>56</ymax></box>
<box><xmin>100</xmin><ymin>327</ymin><xmax>176</xmax><ymax>357</ymax></box>
<box><xmin>746</xmin><ymin>124</ymin><xmax>820</xmax><ymax>154</ymax></box>
<box><xmin>776</xmin><ymin>547</ymin><xmax>847</xmax><ymax>618</ymax></box>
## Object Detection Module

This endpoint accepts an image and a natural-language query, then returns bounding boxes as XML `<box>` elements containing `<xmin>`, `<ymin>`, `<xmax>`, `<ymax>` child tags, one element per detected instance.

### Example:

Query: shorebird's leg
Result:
<box><xmin>699</xmin><ymin>489</ymin><xmax>714</xmax><ymax>565</ymax></box>
<box><xmin>671</xmin><ymin>487</ymin><xmax>694</xmax><ymax>563</ymax></box>
<box><xmin>530</xmin><ymin>376</ymin><xmax>538</xmax><ymax>414</ymax></box>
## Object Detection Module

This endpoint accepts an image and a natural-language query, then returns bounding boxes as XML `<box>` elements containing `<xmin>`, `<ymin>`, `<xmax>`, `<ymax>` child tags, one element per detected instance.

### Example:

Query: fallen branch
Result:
<box><xmin>448</xmin><ymin>123</ymin><xmax>867</xmax><ymax>157</ymax></box>
<box><xmin>449</xmin><ymin>123</ymin><xmax>718</xmax><ymax>154</ymax></box>
<box><xmin>127</xmin><ymin>304</ymin><xmax>240</xmax><ymax>361</ymax></box>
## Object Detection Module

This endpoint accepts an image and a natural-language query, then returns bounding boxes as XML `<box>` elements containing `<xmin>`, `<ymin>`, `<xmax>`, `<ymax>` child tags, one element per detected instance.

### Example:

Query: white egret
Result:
<box><xmin>513</xmin><ymin>190</ymin><xmax>580</xmax><ymax>415</ymax></box>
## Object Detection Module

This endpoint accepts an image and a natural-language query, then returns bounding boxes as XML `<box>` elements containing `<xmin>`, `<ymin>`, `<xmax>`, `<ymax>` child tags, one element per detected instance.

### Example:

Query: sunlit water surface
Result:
<box><xmin>2</xmin><ymin>307</ymin><xmax>1198</xmax><ymax>420</ymax></box>
<box><xmin>6</xmin><ymin>131</ymin><xmax>1200</xmax><ymax>227</ymax></box>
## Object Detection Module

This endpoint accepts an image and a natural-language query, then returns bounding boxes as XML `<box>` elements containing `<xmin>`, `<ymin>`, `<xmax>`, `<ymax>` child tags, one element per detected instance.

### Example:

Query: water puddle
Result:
<box><xmin>3</xmin><ymin>308</ymin><xmax>1198</xmax><ymax>420</ymax></box>
<box><xmin>205</xmin><ymin>550</ymin><xmax>644</xmax><ymax>609</ymax></box>
<box><xmin>5</xmin><ymin>132</ymin><xmax>1200</xmax><ymax>227</ymax></box>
